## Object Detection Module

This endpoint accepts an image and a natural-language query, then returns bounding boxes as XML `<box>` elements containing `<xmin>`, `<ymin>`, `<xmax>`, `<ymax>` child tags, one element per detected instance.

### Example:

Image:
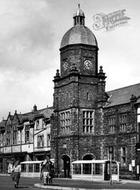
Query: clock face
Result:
<box><xmin>84</xmin><ymin>60</ymin><xmax>93</xmax><ymax>70</ymax></box>
<box><xmin>63</xmin><ymin>61</ymin><xmax>69</xmax><ymax>71</ymax></box>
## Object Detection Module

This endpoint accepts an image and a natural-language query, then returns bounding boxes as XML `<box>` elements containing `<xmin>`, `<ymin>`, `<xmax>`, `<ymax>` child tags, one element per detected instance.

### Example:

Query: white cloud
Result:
<box><xmin>0</xmin><ymin>0</ymin><xmax>56</xmax><ymax>73</ymax></box>
<box><xmin>0</xmin><ymin>0</ymin><xmax>140</xmax><ymax>120</ymax></box>
<box><xmin>0</xmin><ymin>0</ymin><xmax>57</xmax><ymax>119</ymax></box>
<box><xmin>0</xmin><ymin>69</ymin><xmax>54</xmax><ymax>119</ymax></box>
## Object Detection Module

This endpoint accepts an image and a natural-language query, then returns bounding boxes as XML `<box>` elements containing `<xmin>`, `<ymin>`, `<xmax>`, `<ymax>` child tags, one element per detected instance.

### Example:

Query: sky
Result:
<box><xmin>0</xmin><ymin>0</ymin><xmax>140</xmax><ymax>120</ymax></box>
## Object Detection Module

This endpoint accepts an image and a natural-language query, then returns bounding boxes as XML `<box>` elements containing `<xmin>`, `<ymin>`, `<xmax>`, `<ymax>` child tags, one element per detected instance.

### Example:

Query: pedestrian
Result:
<box><xmin>12</xmin><ymin>160</ymin><xmax>21</xmax><ymax>188</ymax></box>
<box><xmin>8</xmin><ymin>162</ymin><xmax>13</xmax><ymax>174</ymax></box>
<box><xmin>49</xmin><ymin>161</ymin><xmax>55</xmax><ymax>184</ymax></box>
<box><xmin>40</xmin><ymin>156</ymin><xmax>52</xmax><ymax>185</ymax></box>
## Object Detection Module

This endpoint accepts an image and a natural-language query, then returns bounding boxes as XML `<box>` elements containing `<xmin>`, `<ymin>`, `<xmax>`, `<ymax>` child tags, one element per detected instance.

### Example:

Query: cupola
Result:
<box><xmin>60</xmin><ymin>4</ymin><xmax>98</xmax><ymax>49</ymax></box>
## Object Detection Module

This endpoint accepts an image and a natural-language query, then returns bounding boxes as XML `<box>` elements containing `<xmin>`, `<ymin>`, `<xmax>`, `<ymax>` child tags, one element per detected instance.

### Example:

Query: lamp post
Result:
<box><xmin>109</xmin><ymin>146</ymin><xmax>113</xmax><ymax>185</ymax></box>
<box><xmin>136</xmin><ymin>143</ymin><xmax>140</xmax><ymax>179</ymax></box>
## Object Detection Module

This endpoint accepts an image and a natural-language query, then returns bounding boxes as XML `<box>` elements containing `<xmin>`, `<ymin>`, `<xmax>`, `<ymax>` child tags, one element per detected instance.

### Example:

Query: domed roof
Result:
<box><xmin>60</xmin><ymin>5</ymin><xmax>98</xmax><ymax>49</ymax></box>
<box><xmin>60</xmin><ymin>25</ymin><xmax>98</xmax><ymax>49</ymax></box>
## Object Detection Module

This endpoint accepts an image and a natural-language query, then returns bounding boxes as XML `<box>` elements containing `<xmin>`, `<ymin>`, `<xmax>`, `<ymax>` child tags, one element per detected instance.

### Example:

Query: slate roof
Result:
<box><xmin>105</xmin><ymin>83</ymin><xmax>140</xmax><ymax>107</ymax></box>
<box><xmin>21</xmin><ymin>106</ymin><xmax>54</xmax><ymax>122</ymax></box>
<box><xmin>0</xmin><ymin>107</ymin><xmax>54</xmax><ymax>126</ymax></box>
<box><xmin>39</xmin><ymin>107</ymin><xmax>54</xmax><ymax>118</ymax></box>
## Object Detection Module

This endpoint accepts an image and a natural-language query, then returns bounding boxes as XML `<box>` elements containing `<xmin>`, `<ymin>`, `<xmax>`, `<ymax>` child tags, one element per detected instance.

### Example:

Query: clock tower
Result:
<box><xmin>51</xmin><ymin>5</ymin><xmax>107</xmax><ymax>177</ymax></box>
<box><xmin>60</xmin><ymin>4</ymin><xmax>98</xmax><ymax>77</ymax></box>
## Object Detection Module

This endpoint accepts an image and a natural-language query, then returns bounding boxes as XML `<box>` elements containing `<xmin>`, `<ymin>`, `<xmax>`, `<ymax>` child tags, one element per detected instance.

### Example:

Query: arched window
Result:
<box><xmin>83</xmin><ymin>153</ymin><xmax>95</xmax><ymax>160</ymax></box>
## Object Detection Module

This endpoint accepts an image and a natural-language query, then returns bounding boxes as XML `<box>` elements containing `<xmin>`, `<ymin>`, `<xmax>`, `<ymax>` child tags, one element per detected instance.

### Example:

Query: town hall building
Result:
<box><xmin>51</xmin><ymin>5</ymin><xmax>140</xmax><ymax>178</ymax></box>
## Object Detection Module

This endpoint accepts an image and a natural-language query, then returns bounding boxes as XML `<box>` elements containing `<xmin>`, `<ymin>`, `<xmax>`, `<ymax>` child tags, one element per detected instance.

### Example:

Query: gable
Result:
<box><xmin>12</xmin><ymin>113</ymin><xmax>20</xmax><ymax>124</ymax></box>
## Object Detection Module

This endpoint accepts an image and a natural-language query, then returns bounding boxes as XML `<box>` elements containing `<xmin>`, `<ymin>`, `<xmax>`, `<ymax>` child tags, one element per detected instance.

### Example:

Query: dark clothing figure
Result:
<box><xmin>49</xmin><ymin>162</ymin><xmax>55</xmax><ymax>179</ymax></box>
<box><xmin>41</xmin><ymin>158</ymin><xmax>53</xmax><ymax>185</ymax></box>
<box><xmin>12</xmin><ymin>160</ymin><xmax>21</xmax><ymax>188</ymax></box>
<box><xmin>41</xmin><ymin>160</ymin><xmax>51</xmax><ymax>173</ymax></box>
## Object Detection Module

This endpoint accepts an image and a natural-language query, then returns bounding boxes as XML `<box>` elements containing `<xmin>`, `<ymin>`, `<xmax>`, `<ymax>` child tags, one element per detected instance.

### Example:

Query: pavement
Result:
<box><xmin>1</xmin><ymin>173</ymin><xmax>140</xmax><ymax>189</ymax></box>
<box><xmin>34</xmin><ymin>177</ymin><xmax>140</xmax><ymax>190</ymax></box>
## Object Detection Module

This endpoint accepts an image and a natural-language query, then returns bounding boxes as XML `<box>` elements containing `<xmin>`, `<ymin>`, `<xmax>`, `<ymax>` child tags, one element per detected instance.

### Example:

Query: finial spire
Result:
<box><xmin>73</xmin><ymin>4</ymin><xmax>85</xmax><ymax>26</ymax></box>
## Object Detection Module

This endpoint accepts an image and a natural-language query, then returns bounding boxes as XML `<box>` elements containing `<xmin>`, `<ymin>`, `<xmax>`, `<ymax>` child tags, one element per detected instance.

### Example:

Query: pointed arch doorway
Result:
<box><xmin>61</xmin><ymin>155</ymin><xmax>70</xmax><ymax>178</ymax></box>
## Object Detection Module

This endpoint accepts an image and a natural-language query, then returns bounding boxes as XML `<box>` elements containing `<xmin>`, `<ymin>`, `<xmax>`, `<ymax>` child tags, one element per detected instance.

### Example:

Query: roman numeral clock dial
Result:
<box><xmin>63</xmin><ymin>61</ymin><xmax>69</xmax><ymax>71</ymax></box>
<box><xmin>84</xmin><ymin>59</ymin><xmax>93</xmax><ymax>70</ymax></box>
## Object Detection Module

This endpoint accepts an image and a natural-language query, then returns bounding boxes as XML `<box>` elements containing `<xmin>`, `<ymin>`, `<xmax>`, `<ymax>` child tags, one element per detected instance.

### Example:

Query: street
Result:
<box><xmin>0</xmin><ymin>175</ymin><xmax>39</xmax><ymax>190</ymax></box>
<box><xmin>1</xmin><ymin>175</ymin><xmax>140</xmax><ymax>189</ymax></box>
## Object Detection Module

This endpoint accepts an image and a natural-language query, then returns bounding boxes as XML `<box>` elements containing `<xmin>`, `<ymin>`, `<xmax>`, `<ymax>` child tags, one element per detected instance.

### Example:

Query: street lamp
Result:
<box><xmin>136</xmin><ymin>143</ymin><xmax>140</xmax><ymax>179</ymax></box>
<box><xmin>109</xmin><ymin>146</ymin><xmax>113</xmax><ymax>185</ymax></box>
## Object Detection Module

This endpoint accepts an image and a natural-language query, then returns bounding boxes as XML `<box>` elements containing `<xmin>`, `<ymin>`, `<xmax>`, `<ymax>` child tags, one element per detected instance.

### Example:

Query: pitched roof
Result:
<box><xmin>105</xmin><ymin>83</ymin><xmax>140</xmax><ymax>107</ymax></box>
<box><xmin>21</xmin><ymin>106</ymin><xmax>54</xmax><ymax>122</ymax></box>
<box><xmin>39</xmin><ymin>107</ymin><xmax>53</xmax><ymax>118</ymax></box>
<box><xmin>0</xmin><ymin>107</ymin><xmax>54</xmax><ymax>125</ymax></box>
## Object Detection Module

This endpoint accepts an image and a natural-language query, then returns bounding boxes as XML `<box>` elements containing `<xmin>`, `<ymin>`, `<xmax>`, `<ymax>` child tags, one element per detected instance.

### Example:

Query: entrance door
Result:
<box><xmin>62</xmin><ymin>155</ymin><xmax>70</xmax><ymax>178</ymax></box>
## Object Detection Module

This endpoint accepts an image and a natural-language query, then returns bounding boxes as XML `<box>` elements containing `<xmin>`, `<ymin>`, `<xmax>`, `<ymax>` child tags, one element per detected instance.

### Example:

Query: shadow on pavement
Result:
<box><xmin>16</xmin><ymin>186</ymin><xmax>29</xmax><ymax>188</ymax></box>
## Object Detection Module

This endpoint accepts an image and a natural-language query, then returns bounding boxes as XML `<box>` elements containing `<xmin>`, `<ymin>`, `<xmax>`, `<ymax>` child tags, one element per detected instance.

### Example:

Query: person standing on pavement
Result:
<box><xmin>8</xmin><ymin>162</ymin><xmax>13</xmax><ymax>174</ymax></box>
<box><xmin>41</xmin><ymin>156</ymin><xmax>52</xmax><ymax>185</ymax></box>
<box><xmin>12</xmin><ymin>160</ymin><xmax>21</xmax><ymax>188</ymax></box>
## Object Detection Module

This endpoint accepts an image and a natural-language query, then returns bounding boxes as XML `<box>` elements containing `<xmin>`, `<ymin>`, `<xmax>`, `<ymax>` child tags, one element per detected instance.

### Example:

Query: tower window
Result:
<box><xmin>60</xmin><ymin>110</ymin><xmax>71</xmax><ymax>134</ymax></box>
<box><xmin>110</xmin><ymin>125</ymin><xmax>115</xmax><ymax>133</ymax></box>
<box><xmin>108</xmin><ymin>116</ymin><xmax>115</xmax><ymax>134</ymax></box>
<box><xmin>87</xmin><ymin>92</ymin><xmax>90</xmax><ymax>100</ymax></box>
<box><xmin>119</xmin><ymin>114</ymin><xmax>127</xmax><ymax>133</ymax></box>
<box><xmin>83</xmin><ymin>110</ymin><xmax>94</xmax><ymax>133</ymax></box>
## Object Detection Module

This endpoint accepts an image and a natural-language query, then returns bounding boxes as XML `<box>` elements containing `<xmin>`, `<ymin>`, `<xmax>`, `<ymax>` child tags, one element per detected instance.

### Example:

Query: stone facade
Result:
<box><xmin>0</xmin><ymin>106</ymin><xmax>53</xmax><ymax>173</ymax></box>
<box><xmin>0</xmin><ymin>6</ymin><xmax>140</xmax><ymax>179</ymax></box>
<box><xmin>51</xmin><ymin>6</ymin><xmax>107</xmax><ymax>177</ymax></box>
<box><xmin>50</xmin><ymin>6</ymin><xmax>140</xmax><ymax>178</ymax></box>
